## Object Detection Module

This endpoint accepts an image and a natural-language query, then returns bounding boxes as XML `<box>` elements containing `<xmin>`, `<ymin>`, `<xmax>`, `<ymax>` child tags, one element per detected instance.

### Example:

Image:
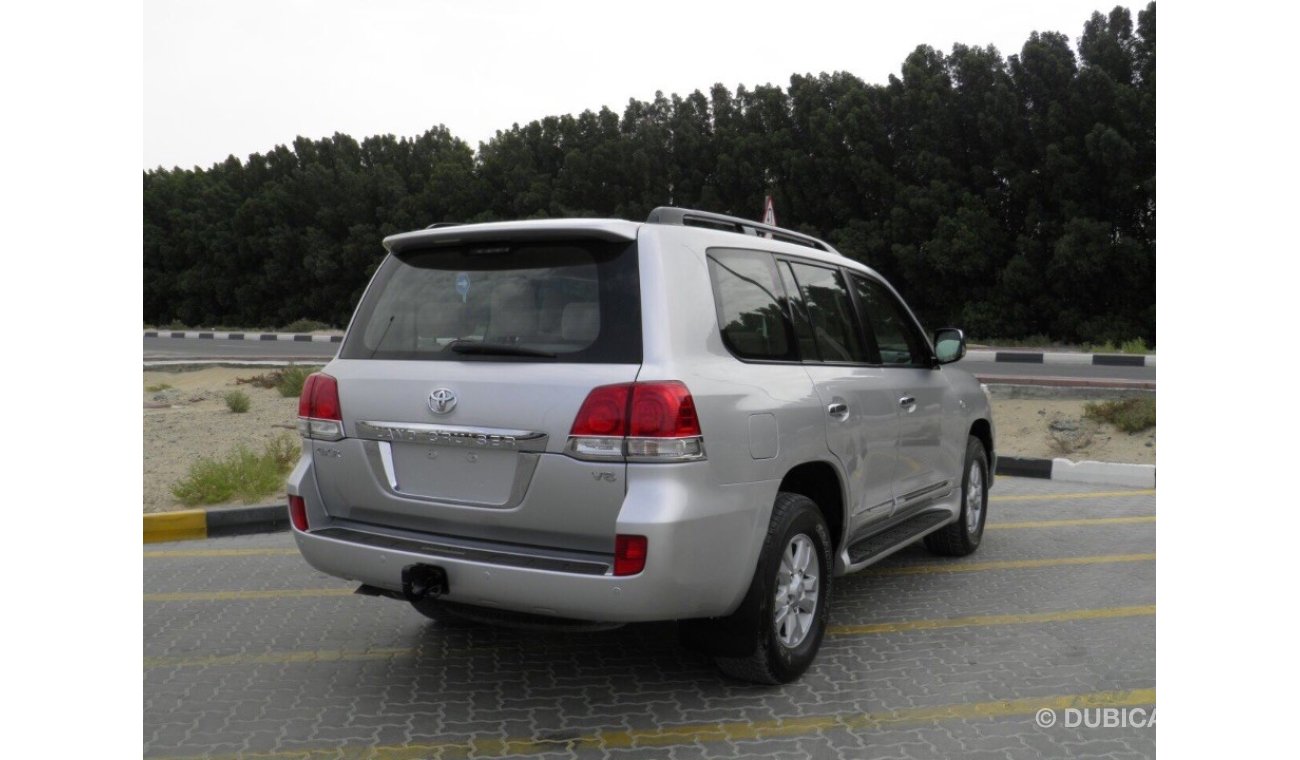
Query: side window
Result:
<box><xmin>851</xmin><ymin>275</ymin><xmax>930</xmax><ymax>367</ymax></box>
<box><xmin>707</xmin><ymin>249</ymin><xmax>796</xmax><ymax>361</ymax></box>
<box><xmin>786</xmin><ymin>262</ymin><xmax>870</xmax><ymax>363</ymax></box>
<box><xmin>777</xmin><ymin>262</ymin><xmax>821</xmax><ymax>361</ymax></box>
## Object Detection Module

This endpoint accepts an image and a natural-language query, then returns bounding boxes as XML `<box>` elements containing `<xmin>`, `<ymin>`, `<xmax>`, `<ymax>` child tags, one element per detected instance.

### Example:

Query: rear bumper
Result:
<box><xmin>289</xmin><ymin>455</ymin><xmax>776</xmax><ymax>622</ymax></box>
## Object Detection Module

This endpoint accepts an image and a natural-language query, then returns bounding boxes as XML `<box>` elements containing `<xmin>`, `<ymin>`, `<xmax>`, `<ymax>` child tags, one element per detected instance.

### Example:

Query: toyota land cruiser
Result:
<box><xmin>288</xmin><ymin>207</ymin><xmax>995</xmax><ymax>684</ymax></box>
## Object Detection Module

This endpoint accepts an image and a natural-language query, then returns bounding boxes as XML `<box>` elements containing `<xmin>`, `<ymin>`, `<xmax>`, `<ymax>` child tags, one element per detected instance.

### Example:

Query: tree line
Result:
<box><xmin>144</xmin><ymin>4</ymin><xmax>1154</xmax><ymax>345</ymax></box>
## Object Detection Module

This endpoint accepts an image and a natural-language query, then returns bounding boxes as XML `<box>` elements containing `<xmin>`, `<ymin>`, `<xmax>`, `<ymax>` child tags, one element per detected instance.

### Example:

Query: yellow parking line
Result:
<box><xmin>143</xmin><ymin>517</ymin><xmax>1155</xmax><ymax>559</ymax></box>
<box><xmin>992</xmin><ymin>489</ymin><xmax>1155</xmax><ymax>502</ymax></box>
<box><xmin>144</xmin><ymin>548</ymin><xmax>299</xmax><ymax>558</ymax></box>
<box><xmin>145</xmin><ymin>604</ymin><xmax>1154</xmax><ymax>670</ymax></box>
<box><xmin>989</xmin><ymin>515</ymin><xmax>1155</xmax><ymax>530</ymax></box>
<box><xmin>870</xmin><ymin>553</ymin><xmax>1154</xmax><ymax>577</ymax></box>
<box><xmin>144</xmin><ymin>554</ymin><xmax>1156</xmax><ymax>602</ymax></box>
<box><xmin>829</xmin><ymin>604</ymin><xmax>1154</xmax><ymax>635</ymax></box>
<box><xmin>152</xmin><ymin>687</ymin><xmax>1155</xmax><ymax>759</ymax></box>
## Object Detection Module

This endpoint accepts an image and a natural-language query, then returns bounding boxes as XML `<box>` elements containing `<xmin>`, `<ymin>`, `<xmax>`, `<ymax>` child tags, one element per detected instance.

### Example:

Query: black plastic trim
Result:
<box><xmin>311</xmin><ymin>526</ymin><xmax>613</xmax><ymax>576</ymax></box>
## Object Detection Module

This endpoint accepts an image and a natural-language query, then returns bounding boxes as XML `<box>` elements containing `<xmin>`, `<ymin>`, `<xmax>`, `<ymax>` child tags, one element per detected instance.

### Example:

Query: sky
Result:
<box><xmin>145</xmin><ymin>0</ymin><xmax>1124</xmax><ymax>170</ymax></box>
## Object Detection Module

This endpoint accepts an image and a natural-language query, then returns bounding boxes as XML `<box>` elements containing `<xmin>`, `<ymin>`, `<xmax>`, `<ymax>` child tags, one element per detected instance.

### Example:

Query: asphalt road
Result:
<box><xmin>144</xmin><ymin>477</ymin><xmax>1156</xmax><ymax>758</ymax></box>
<box><xmin>143</xmin><ymin>336</ymin><xmax>1156</xmax><ymax>383</ymax></box>
<box><xmin>144</xmin><ymin>336</ymin><xmax>339</xmax><ymax>362</ymax></box>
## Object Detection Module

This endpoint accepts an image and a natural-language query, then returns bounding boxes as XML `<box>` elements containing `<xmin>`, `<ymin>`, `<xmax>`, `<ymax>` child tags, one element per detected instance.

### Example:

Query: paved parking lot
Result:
<box><xmin>144</xmin><ymin>477</ymin><xmax>1156</xmax><ymax>759</ymax></box>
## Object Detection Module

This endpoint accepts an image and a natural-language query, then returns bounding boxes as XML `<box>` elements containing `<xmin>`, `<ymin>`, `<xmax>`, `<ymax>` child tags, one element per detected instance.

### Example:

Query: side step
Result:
<box><xmin>848</xmin><ymin>510</ymin><xmax>952</xmax><ymax>565</ymax></box>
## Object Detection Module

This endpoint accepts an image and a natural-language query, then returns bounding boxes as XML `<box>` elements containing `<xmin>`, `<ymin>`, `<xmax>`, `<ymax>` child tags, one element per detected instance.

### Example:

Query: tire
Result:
<box><xmin>709</xmin><ymin>492</ymin><xmax>834</xmax><ymax>684</ymax></box>
<box><xmin>924</xmin><ymin>436</ymin><xmax>989</xmax><ymax>557</ymax></box>
<box><xmin>410</xmin><ymin>597</ymin><xmax>479</xmax><ymax>627</ymax></box>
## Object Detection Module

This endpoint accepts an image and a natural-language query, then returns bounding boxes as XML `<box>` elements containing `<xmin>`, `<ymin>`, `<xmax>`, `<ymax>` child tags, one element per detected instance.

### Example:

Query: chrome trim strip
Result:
<box><xmin>853</xmin><ymin>498</ymin><xmax>895</xmax><ymax>517</ymax></box>
<box><xmin>377</xmin><ymin>441</ymin><xmax>399</xmax><ymax>490</ymax></box>
<box><xmin>898</xmin><ymin>480</ymin><xmax>951</xmax><ymax>503</ymax></box>
<box><xmin>355</xmin><ymin>420</ymin><xmax>549</xmax><ymax>453</ymax></box>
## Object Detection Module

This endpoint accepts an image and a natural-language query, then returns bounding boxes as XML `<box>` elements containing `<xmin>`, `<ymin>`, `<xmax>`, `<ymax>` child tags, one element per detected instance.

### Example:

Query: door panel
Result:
<box><xmin>848</xmin><ymin>273</ymin><xmax>955</xmax><ymax>507</ymax></box>
<box><xmin>781</xmin><ymin>261</ymin><xmax>898</xmax><ymax>536</ymax></box>
<box><xmin>802</xmin><ymin>365</ymin><xmax>899</xmax><ymax>533</ymax></box>
<box><xmin>890</xmin><ymin>368</ymin><xmax>952</xmax><ymax>505</ymax></box>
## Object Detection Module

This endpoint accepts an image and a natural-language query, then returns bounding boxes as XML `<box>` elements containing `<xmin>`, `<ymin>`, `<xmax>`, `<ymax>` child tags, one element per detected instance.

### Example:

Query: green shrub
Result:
<box><xmin>145</xmin><ymin>382</ymin><xmax>173</xmax><ymax>393</ymax></box>
<box><xmin>281</xmin><ymin>318</ymin><xmax>332</xmax><ymax>333</ymax></box>
<box><xmin>1086</xmin><ymin>338</ymin><xmax>1152</xmax><ymax>355</ymax></box>
<box><xmin>224</xmin><ymin>390</ymin><xmax>251</xmax><ymax>413</ymax></box>
<box><xmin>265</xmin><ymin>433</ymin><xmax>299</xmax><ymax>470</ymax></box>
<box><xmin>276</xmin><ymin>366</ymin><xmax>314</xmax><ymax>398</ymax></box>
<box><xmin>171</xmin><ymin>435</ymin><xmax>299</xmax><ymax>506</ymax></box>
<box><xmin>1119</xmin><ymin>337</ymin><xmax>1150</xmax><ymax>354</ymax></box>
<box><xmin>1083</xmin><ymin>397</ymin><xmax>1156</xmax><ymax>433</ymax></box>
<box><xmin>967</xmin><ymin>335</ymin><xmax>1056</xmax><ymax>349</ymax></box>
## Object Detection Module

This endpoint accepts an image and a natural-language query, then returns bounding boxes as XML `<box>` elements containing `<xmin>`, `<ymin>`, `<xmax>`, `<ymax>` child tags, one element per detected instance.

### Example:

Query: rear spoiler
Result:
<box><xmin>383</xmin><ymin>220</ymin><xmax>639</xmax><ymax>254</ymax></box>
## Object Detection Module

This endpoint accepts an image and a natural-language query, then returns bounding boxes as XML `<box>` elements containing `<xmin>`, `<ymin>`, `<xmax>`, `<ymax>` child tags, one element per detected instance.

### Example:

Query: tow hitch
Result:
<box><xmin>400</xmin><ymin>564</ymin><xmax>449</xmax><ymax>602</ymax></box>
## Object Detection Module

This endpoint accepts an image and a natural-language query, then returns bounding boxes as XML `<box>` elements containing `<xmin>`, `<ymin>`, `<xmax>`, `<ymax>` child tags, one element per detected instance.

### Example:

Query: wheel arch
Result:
<box><xmin>970</xmin><ymin>417</ymin><xmax>994</xmax><ymax>469</ymax></box>
<box><xmin>777</xmin><ymin>460</ymin><xmax>846</xmax><ymax>555</ymax></box>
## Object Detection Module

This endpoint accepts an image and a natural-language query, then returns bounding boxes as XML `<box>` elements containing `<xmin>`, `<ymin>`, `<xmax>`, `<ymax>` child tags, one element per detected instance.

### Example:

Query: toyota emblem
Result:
<box><xmin>428</xmin><ymin>388</ymin><xmax>458</xmax><ymax>415</ymax></box>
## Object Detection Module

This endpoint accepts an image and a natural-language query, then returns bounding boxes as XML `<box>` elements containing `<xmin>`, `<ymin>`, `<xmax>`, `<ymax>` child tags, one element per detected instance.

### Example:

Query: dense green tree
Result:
<box><xmin>144</xmin><ymin>4</ymin><xmax>1155</xmax><ymax>344</ymax></box>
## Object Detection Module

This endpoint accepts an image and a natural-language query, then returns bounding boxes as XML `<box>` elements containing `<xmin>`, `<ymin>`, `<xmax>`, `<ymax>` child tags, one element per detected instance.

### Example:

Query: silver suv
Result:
<box><xmin>289</xmin><ymin>207</ymin><xmax>994</xmax><ymax>683</ymax></box>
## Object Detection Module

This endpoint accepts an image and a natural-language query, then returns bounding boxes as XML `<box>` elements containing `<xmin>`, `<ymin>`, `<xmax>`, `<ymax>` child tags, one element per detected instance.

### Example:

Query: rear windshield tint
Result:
<box><xmin>340</xmin><ymin>240</ymin><xmax>641</xmax><ymax>363</ymax></box>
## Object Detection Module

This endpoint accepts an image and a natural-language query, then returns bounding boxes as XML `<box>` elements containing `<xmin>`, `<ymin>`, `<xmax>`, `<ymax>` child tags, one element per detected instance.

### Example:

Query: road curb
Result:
<box><xmin>144</xmin><ymin>504</ymin><xmax>288</xmax><ymax>544</ymax></box>
<box><xmin>977</xmin><ymin>375</ymin><xmax>1156</xmax><ymax>391</ymax></box>
<box><xmin>143</xmin><ymin>455</ymin><xmax>1155</xmax><ymax>545</ymax></box>
<box><xmin>966</xmin><ymin>349</ymin><xmax>1155</xmax><ymax>368</ymax></box>
<box><xmin>145</xmin><ymin>330</ymin><xmax>342</xmax><ymax>343</ymax></box>
<box><xmin>997</xmin><ymin>456</ymin><xmax>1155</xmax><ymax>488</ymax></box>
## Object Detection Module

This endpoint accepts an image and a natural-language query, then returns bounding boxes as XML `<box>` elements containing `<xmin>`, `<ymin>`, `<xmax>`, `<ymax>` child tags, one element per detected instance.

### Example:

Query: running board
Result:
<box><xmin>846</xmin><ymin>510</ymin><xmax>953</xmax><ymax>569</ymax></box>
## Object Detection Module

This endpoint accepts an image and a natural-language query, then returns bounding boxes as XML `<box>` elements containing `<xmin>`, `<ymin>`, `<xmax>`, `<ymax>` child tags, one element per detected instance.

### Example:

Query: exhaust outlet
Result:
<box><xmin>400</xmin><ymin>564</ymin><xmax>449</xmax><ymax>602</ymax></box>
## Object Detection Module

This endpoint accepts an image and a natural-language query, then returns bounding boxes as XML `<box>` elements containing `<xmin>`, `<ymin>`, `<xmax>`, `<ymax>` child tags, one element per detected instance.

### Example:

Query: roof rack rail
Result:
<box><xmin>425</xmin><ymin>222</ymin><xmax>462</xmax><ymax>230</ymax></box>
<box><xmin>644</xmin><ymin>207</ymin><xmax>833</xmax><ymax>252</ymax></box>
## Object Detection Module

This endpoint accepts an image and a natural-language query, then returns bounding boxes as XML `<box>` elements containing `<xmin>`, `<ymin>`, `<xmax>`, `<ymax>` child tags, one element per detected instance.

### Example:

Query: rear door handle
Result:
<box><xmin>827</xmin><ymin>402</ymin><xmax>849</xmax><ymax>419</ymax></box>
<box><xmin>898</xmin><ymin>395</ymin><xmax>916</xmax><ymax>408</ymax></box>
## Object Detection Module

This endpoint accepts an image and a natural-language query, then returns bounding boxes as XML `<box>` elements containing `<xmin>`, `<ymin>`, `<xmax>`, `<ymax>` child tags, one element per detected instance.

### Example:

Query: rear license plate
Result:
<box><xmin>389</xmin><ymin>442</ymin><xmax>518</xmax><ymax>505</ymax></box>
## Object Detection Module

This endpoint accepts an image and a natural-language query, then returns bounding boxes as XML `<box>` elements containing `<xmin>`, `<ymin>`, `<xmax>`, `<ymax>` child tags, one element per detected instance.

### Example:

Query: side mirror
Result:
<box><xmin>933</xmin><ymin>327</ymin><xmax>966</xmax><ymax>364</ymax></box>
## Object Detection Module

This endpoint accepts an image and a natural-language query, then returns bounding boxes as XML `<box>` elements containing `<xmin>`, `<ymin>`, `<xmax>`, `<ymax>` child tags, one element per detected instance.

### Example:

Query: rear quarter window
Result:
<box><xmin>706</xmin><ymin>248</ymin><xmax>797</xmax><ymax>362</ymax></box>
<box><xmin>340</xmin><ymin>241</ymin><xmax>641</xmax><ymax>363</ymax></box>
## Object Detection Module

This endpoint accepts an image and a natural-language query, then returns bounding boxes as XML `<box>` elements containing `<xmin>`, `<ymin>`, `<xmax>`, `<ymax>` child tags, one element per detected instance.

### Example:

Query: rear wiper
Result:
<box><xmin>447</xmin><ymin>340</ymin><xmax>557</xmax><ymax>358</ymax></box>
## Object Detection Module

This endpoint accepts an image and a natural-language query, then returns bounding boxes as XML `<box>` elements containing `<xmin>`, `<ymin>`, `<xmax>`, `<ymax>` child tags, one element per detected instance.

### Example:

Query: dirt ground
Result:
<box><xmin>143</xmin><ymin>367</ymin><xmax>307</xmax><ymax>513</ymax></box>
<box><xmin>142</xmin><ymin>368</ymin><xmax>1155</xmax><ymax>513</ymax></box>
<box><xmin>991</xmin><ymin>398</ymin><xmax>1155</xmax><ymax>465</ymax></box>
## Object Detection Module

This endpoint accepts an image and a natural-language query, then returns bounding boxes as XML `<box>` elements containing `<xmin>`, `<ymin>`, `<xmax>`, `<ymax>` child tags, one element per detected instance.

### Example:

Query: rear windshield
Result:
<box><xmin>340</xmin><ymin>240</ymin><xmax>641</xmax><ymax>363</ymax></box>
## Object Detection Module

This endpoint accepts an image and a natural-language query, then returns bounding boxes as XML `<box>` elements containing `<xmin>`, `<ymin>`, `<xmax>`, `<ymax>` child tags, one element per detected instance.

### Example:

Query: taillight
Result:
<box><xmin>288</xmin><ymin>494</ymin><xmax>308</xmax><ymax>532</ymax></box>
<box><xmin>613</xmin><ymin>534</ymin><xmax>647</xmax><ymax>576</ymax></box>
<box><xmin>571</xmin><ymin>384</ymin><xmax>631</xmax><ymax>436</ymax></box>
<box><xmin>566</xmin><ymin>381</ymin><xmax>705</xmax><ymax>462</ymax></box>
<box><xmin>296</xmin><ymin>372</ymin><xmax>344</xmax><ymax>441</ymax></box>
